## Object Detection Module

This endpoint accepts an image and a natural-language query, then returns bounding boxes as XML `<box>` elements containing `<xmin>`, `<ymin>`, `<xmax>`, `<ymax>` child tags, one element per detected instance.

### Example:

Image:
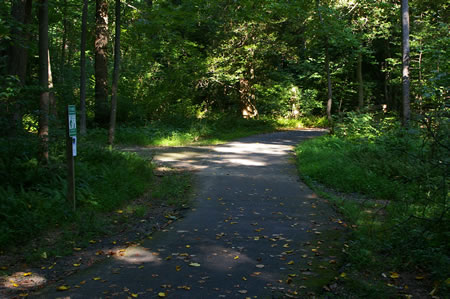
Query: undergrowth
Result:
<box><xmin>86</xmin><ymin>115</ymin><xmax>328</xmax><ymax>147</ymax></box>
<box><xmin>0</xmin><ymin>139</ymin><xmax>154</xmax><ymax>253</ymax></box>
<box><xmin>296</xmin><ymin>111</ymin><xmax>449</xmax><ymax>296</ymax></box>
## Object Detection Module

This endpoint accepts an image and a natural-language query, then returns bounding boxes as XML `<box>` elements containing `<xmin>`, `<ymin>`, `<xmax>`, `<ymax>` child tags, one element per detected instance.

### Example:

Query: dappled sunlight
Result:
<box><xmin>226</xmin><ymin>158</ymin><xmax>266</xmax><ymax>166</ymax></box>
<box><xmin>113</xmin><ymin>246</ymin><xmax>163</xmax><ymax>265</ymax></box>
<box><xmin>2</xmin><ymin>271</ymin><xmax>47</xmax><ymax>290</ymax></box>
<box><xmin>214</xmin><ymin>142</ymin><xmax>291</xmax><ymax>156</ymax></box>
<box><xmin>197</xmin><ymin>244</ymin><xmax>278</xmax><ymax>282</ymax></box>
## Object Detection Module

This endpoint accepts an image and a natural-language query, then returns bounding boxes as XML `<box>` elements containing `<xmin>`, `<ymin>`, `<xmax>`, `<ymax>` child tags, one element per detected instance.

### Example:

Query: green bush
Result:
<box><xmin>0</xmin><ymin>141</ymin><xmax>154</xmax><ymax>249</ymax></box>
<box><xmin>296</xmin><ymin>111</ymin><xmax>450</xmax><ymax>284</ymax></box>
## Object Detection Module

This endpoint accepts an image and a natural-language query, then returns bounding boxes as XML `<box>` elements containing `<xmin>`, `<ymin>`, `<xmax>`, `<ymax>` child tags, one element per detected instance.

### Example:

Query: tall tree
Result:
<box><xmin>316</xmin><ymin>0</ymin><xmax>333</xmax><ymax>125</ymax></box>
<box><xmin>38</xmin><ymin>0</ymin><xmax>50</xmax><ymax>163</ymax></box>
<box><xmin>401</xmin><ymin>0</ymin><xmax>410</xmax><ymax>126</ymax></box>
<box><xmin>94</xmin><ymin>0</ymin><xmax>109</xmax><ymax>126</ymax></box>
<box><xmin>357</xmin><ymin>51</ymin><xmax>363</xmax><ymax>109</ymax></box>
<box><xmin>108</xmin><ymin>0</ymin><xmax>121</xmax><ymax>145</ymax></box>
<box><xmin>80</xmin><ymin>0</ymin><xmax>88</xmax><ymax>135</ymax></box>
<box><xmin>6</xmin><ymin>0</ymin><xmax>32</xmax><ymax>134</ymax></box>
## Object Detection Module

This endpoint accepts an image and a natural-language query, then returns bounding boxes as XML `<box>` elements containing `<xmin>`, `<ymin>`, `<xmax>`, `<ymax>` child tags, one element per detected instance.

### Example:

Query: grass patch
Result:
<box><xmin>295</xmin><ymin>112</ymin><xmax>449</xmax><ymax>297</ymax></box>
<box><xmin>85</xmin><ymin>115</ymin><xmax>329</xmax><ymax>147</ymax></box>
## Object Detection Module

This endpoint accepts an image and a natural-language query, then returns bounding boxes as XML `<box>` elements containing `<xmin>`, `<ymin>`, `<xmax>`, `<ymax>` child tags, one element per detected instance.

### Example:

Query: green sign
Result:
<box><xmin>68</xmin><ymin>105</ymin><xmax>77</xmax><ymax>137</ymax></box>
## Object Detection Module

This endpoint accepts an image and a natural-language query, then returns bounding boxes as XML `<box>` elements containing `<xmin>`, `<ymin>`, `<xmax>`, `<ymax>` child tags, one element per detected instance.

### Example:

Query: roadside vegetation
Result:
<box><xmin>0</xmin><ymin>115</ymin><xmax>325</xmax><ymax>263</ymax></box>
<box><xmin>296</xmin><ymin>110</ymin><xmax>449</xmax><ymax>297</ymax></box>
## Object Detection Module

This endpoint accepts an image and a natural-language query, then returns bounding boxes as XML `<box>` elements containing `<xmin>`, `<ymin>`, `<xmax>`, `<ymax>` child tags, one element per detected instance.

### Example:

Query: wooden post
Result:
<box><xmin>66</xmin><ymin>106</ymin><xmax>76</xmax><ymax>210</ymax></box>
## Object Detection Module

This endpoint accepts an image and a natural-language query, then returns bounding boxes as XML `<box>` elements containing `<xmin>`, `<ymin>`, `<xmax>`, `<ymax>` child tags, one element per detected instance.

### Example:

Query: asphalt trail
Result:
<box><xmin>35</xmin><ymin>129</ymin><xmax>340</xmax><ymax>298</ymax></box>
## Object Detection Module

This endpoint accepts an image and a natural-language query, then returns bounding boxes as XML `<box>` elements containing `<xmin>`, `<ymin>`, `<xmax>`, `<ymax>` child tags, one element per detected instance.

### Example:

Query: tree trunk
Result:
<box><xmin>7</xmin><ymin>0</ymin><xmax>32</xmax><ymax>134</ymax></box>
<box><xmin>108</xmin><ymin>0</ymin><xmax>121</xmax><ymax>145</ymax></box>
<box><xmin>48</xmin><ymin>49</ymin><xmax>57</xmax><ymax>118</ymax></box>
<box><xmin>357</xmin><ymin>51</ymin><xmax>364</xmax><ymax>110</ymax></box>
<box><xmin>38</xmin><ymin>0</ymin><xmax>50</xmax><ymax>163</ymax></box>
<box><xmin>316</xmin><ymin>0</ymin><xmax>333</xmax><ymax>126</ymax></box>
<box><xmin>239</xmin><ymin>78</ymin><xmax>258</xmax><ymax>119</ymax></box>
<box><xmin>60</xmin><ymin>0</ymin><xmax>68</xmax><ymax>82</ymax></box>
<box><xmin>325</xmin><ymin>44</ymin><xmax>333</xmax><ymax>125</ymax></box>
<box><xmin>94</xmin><ymin>0</ymin><xmax>109</xmax><ymax>126</ymax></box>
<box><xmin>401</xmin><ymin>0</ymin><xmax>410</xmax><ymax>126</ymax></box>
<box><xmin>80</xmin><ymin>0</ymin><xmax>88</xmax><ymax>135</ymax></box>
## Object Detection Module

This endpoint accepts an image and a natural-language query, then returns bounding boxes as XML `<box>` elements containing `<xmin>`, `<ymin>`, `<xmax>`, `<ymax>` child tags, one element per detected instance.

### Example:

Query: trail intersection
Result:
<box><xmin>35</xmin><ymin>130</ymin><xmax>342</xmax><ymax>298</ymax></box>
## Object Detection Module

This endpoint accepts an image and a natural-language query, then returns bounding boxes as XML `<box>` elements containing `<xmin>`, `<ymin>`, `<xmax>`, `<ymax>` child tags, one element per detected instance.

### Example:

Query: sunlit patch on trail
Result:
<box><xmin>2</xmin><ymin>271</ymin><xmax>47</xmax><ymax>290</ymax></box>
<box><xmin>114</xmin><ymin>246</ymin><xmax>162</xmax><ymax>264</ymax></box>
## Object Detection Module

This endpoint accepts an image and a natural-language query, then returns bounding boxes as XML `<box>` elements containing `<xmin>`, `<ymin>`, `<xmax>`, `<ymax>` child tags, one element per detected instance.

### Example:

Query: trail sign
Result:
<box><xmin>66</xmin><ymin>105</ymin><xmax>77</xmax><ymax>211</ymax></box>
<box><xmin>68</xmin><ymin>105</ymin><xmax>77</xmax><ymax>137</ymax></box>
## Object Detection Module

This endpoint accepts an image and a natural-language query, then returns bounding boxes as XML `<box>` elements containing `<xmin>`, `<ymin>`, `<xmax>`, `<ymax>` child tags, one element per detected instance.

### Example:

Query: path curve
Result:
<box><xmin>35</xmin><ymin>129</ymin><xmax>341</xmax><ymax>298</ymax></box>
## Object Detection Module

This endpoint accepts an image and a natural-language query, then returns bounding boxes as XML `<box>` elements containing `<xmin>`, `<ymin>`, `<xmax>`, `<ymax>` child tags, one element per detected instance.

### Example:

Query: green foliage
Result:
<box><xmin>296</xmin><ymin>111</ymin><xmax>449</xmax><ymax>287</ymax></box>
<box><xmin>0</xmin><ymin>142</ymin><xmax>154</xmax><ymax>249</ymax></box>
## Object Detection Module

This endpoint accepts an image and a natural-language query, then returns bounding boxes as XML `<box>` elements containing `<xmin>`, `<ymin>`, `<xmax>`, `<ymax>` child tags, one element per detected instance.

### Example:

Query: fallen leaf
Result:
<box><xmin>158</xmin><ymin>292</ymin><xmax>166</xmax><ymax>297</ymax></box>
<box><xmin>415</xmin><ymin>276</ymin><xmax>424</xmax><ymax>280</ymax></box>
<box><xmin>287</xmin><ymin>261</ymin><xmax>295</xmax><ymax>265</ymax></box>
<box><xmin>242</xmin><ymin>277</ymin><xmax>247</xmax><ymax>281</ymax></box>
<box><xmin>390</xmin><ymin>272</ymin><xmax>400</xmax><ymax>279</ymax></box>
<box><xmin>93</xmin><ymin>277</ymin><xmax>101</xmax><ymax>281</ymax></box>
<box><xmin>131</xmin><ymin>293</ymin><xmax>138</xmax><ymax>298</ymax></box>
<box><xmin>340</xmin><ymin>273</ymin><xmax>346</xmax><ymax>278</ymax></box>
<box><xmin>176</xmin><ymin>266</ymin><xmax>181</xmax><ymax>271</ymax></box>
<box><xmin>234</xmin><ymin>256</ymin><xmax>239</xmax><ymax>260</ymax></box>
<box><xmin>89</xmin><ymin>240</ymin><xmax>97</xmax><ymax>244</ymax></box>
<box><xmin>73</xmin><ymin>264</ymin><xmax>81</xmax><ymax>267</ymax></box>
<box><xmin>23</xmin><ymin>272</ymin><xmax>32</xmax><ymax>277</ymax></box>
<box><xmin>73</xmin><ymin>247</ymin><xmax>82</xmax><ymax>251</ymax></box>
<box><xmin>189</xmin><ymin>263</ymin><xmax>201</xmax><ymax>267</ymax></box>
<box><xmin>288</xmin><ymin>274</ymin><xmax>297</xmax><ymax>277</ymax></box>
<box><xmin>19</xmin><ymin>293</ymin><xmax>28</xmax><ymax>297</ymax></box>
<box><xmin>57</xmin><ymin>285</ymin><xmax>70</xmax><ymax>291</ymax></box>
<box><xmin>186</xmin><ymin>245</ymin><xmax>191</xmax><ymax>248</ymax></box>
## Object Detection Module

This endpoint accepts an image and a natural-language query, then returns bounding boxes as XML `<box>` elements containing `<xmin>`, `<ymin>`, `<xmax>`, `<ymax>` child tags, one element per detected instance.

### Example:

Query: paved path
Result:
<box><xmin>34</xmin><ymin>130</ymin><xmax>340</xmax><ymax>298</ymax></box>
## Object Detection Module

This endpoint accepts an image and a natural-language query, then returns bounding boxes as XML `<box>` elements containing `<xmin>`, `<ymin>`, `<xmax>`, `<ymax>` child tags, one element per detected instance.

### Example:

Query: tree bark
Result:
<box><xmin>94</xmin><ymin>0</ymin><xmax>109</xmax><ymax>126</ymax></box>
<box><xmin>60</xmin><ymin>0</ymin><xmax>68</xmax><ymax>82</ymax></box>
<box><xmin>357</xmin><ymin>51</ymin><xmax>364</xmax><ymax>110</ymax></box>
<box><xmin>325</xmin><ymin>44</ymin><xmax>333</xmax><ymax>125</ymax></box>
<box><xmin>401</xmin><ymin>0</ymin><xmax>410</xmax><ymax>126</ymax></box>
<box><xmin>108</xmin><ymin>0</ymin><xmax>121</xmax><ymax>145</ymax></box>
<box><xmin>316</xmin><ymin>0</ymin><xmax>333</xmax><ymax>125</ymax></box>
<box><xmin>80</xmin><ymin>0</ymin><xmax>88</xmax><ymax>135</ymax></box>
<box><xmin>38</xmin><ymin>0</ymin><xmax>50</xmax><ymax>163</ymax></box>
<box><xmin>48</xmin><ymin>49</ymin><xmax>57</xmax><ymax>118</ymax></box>
<box><xmin>7</xmin><ymin>0</ymin><xmax>32</xmax><ymax>134</ymax></box>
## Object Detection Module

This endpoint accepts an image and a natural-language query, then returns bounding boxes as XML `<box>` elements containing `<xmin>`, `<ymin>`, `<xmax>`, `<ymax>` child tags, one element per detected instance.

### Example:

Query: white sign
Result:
<box><xmin>72</xmin><ymin>136</ymin><xmax>77</xmax><ymax>157</ymax></box>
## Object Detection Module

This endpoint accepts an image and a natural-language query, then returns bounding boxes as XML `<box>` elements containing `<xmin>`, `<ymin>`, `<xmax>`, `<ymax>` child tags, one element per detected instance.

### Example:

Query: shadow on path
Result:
<box><xmin>33</xmin><ymin>129</ymin><xmax>343</xmax><ymax>298</ymax></box>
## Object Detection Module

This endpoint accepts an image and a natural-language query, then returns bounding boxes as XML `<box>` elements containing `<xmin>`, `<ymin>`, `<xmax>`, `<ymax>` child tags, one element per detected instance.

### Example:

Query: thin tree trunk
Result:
<box><xmin>38</xmin><ymin>0</ymin><xmax>50</xmax><ymax>163</ymax></box>
<box><xmin>108</xmin><ymin>0</ymin><xmax>121</xmax><ymax>145</ymax></box>
<box><xmin>418</xmin><ymin>49</ymin><xmax>423</xmax><ymax>113</ymax></box>
<box><xmin>80</xmin><ymin>0</ymin><xmax>88</xmax><ymax>135</ymax></box>
<box><xmin>401</xmin><ymin>0</ymin><xmax>410</xmax><ymax>126</ymax></box>
<box><xmin>94</xmin><ymin>0</ymin><xmax>109</xmax><ymax>126</ymax></box>
<box><xmin>48</xmin><ymin>49</ymin><xmax>57</xmax><ymax>118</ymax></box>
<box><xmin>316</xmin><ymin>0</ymin><xmax>333</xmax><ymax>126</ymax></box>
<box><xmin>325</xmin><ymin>44</ymin><xmax>333</xmax><ymax>125</ymax></box>
<box><xmin>357</xmin><ymin>51</ymin><xmax>364</xmax><ymax>110</ymax></box>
